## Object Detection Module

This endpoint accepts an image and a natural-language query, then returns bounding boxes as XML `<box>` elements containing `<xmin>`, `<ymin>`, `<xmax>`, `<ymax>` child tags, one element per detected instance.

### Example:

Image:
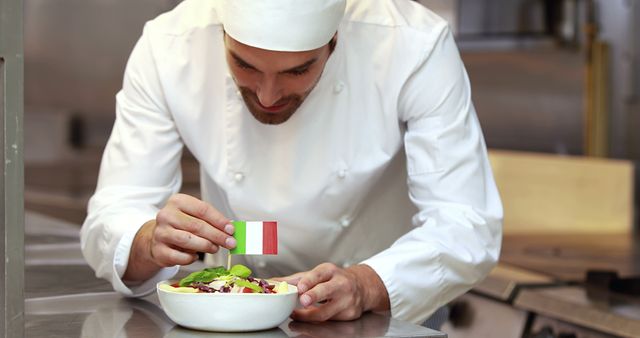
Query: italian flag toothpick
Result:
<box><xmin>230</xmin><ymin>221</ymin><xmax>278</xmax><ymax>255</ymax></box>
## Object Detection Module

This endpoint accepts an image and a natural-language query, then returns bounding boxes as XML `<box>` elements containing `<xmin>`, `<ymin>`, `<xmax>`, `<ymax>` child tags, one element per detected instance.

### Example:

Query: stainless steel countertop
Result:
<box><xmin>24</xmin><ymin>212</ymin><xmax>446</xmax><ymax>338</ymax></box>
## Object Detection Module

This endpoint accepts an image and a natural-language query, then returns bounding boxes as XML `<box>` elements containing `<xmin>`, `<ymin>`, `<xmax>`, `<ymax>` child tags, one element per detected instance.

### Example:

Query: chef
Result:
<box><xmin>81</xmin><ymin>0</ymin><xmax>503</xmax><ymax>324</ymax></box>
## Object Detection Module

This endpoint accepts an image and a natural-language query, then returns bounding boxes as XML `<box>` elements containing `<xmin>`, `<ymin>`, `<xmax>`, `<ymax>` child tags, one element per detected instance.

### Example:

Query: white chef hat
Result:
<box><xmin>221</xmin><ymin>0</ymin><xmax>346</xmax><ymax>52</ymax></box>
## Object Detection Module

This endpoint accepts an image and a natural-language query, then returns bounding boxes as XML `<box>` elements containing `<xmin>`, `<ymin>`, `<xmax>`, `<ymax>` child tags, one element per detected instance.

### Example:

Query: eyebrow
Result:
<box><xmin>229</xmin><ymin>51</ymin><xmax>318</xmax><ymax>74</ymax></box>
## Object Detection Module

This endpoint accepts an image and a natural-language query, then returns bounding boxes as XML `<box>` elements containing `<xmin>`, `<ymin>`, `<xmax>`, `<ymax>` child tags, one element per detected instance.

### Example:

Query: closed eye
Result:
<box><xmin>285</xmin><ymin>67</ymin><xmax>310</xmax><ymax>76</ymax></box>
<box><xmin>280</xmin><ymin>58</ymin><xmax>317</xmax><ymax>77</ymax></box>
<box><xmin>235</xmin><ymin>59</ymin><xmax>256</xmax><ymax>71</ymax></box>
<box><xmin>230</xmin><ymin>52</ymin><xmax>258</xmax><ymax>72</ymax></box>
<box><xmin>229</xmin><ymin>50</ymin><xmax>316</xmax><ymax>76</ymax></box>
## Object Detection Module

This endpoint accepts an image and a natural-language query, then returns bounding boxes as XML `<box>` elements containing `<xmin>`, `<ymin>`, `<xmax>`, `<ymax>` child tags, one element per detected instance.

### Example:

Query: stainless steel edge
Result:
<box><xmin>0</xmin><ymin>0</ymin><xmax>25</xmax><ymax>335</ymax></box>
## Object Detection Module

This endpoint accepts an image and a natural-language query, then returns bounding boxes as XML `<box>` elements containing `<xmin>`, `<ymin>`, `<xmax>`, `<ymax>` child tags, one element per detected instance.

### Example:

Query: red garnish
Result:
<box><xmin>171</xmin><ymin>283</ymin><xmax>180</xmax><ymax>288</ymax></box>
<box><xmin>242</xmin><ymin>287</ymin><xmax>254</xmax><ymax>293</ymax></box>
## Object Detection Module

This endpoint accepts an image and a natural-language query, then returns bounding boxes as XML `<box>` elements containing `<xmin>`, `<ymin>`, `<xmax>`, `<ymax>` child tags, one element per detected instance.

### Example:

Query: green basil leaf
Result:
<box><xmin>178</xmin><ymin>266</ymin><xmax>229</xmax><ymax>287</ymax></box>
<box><xmin>204</xmin><ymin>266</ymin><xmax>229</xmax><ymax>276</ymax></box>
<box><xmin>234</xmin><ymin>279</ymin><xmax>262</xmax><ymax>293</ymax></box>
<box><xmin>229</xmin><ymin>264</ymin><xmax>252</xmax><ymax>278</ymax></box>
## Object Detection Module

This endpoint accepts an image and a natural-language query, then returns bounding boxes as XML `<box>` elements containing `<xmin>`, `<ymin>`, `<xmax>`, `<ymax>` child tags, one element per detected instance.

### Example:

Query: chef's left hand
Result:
<box><xmin>276</xmin><ymin>263</ymin><xmax>390</xmax><ymax>322</ymax></box>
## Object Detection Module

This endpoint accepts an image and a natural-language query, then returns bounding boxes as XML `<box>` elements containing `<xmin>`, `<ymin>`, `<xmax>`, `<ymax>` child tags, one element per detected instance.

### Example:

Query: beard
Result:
<box><xmin>237</xmin><ymin>88</ymin><xmax>301</xmax><ymax>125</ymax></box>
<box><xmin>238</xmin><ymin>87</ymin><xmax>308</xmax><ymax>125</ymax></box>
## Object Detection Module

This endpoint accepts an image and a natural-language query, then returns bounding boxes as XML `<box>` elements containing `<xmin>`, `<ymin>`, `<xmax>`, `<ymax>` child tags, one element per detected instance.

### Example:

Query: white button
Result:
<box><xmin>234</xmin><ymin>172</ymin><xmax>244</xmax><ymax>182</ymax></box>
<box><xmin>340</xmin><ymin>217</ymin><xmax>351</xmax><ymax>228</ymax></box>
<box><xmin>333</xmin><ymin>82</ymin><xmax>344</xmax><ymax>94</ymax></box>
<box><xmin>338</xmin><ymin>169</ymin><xmax>347</xmax><ymax>179</ymax></box>
<box><xmin>235</xmin><ymin>90</ymin><xmax>241</xmax><ymax>97</ymax></box>
<box><xmin>418</xmin><ymin>214</ymin><xmax>427</xmax><ymax>223</ymax></box>
<box><xmin>257</xmin><ymin>261</ymin><xmax>267</xmax><ymax>268</ymax></box>
<box><xmin>342</xmin><ymin>261</ymin><xmax>352</xmax><ymax>268</ymax></box>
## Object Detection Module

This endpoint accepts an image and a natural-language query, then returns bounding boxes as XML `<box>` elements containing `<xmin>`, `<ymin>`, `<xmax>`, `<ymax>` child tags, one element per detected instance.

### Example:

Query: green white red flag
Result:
<box><xmin>230</xmin><ymin>221</ymin><xmax>278</xmax><ymax>255</ymax></box>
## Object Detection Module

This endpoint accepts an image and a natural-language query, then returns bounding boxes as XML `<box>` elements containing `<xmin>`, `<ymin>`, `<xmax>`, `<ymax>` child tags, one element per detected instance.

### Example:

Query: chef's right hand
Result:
<box><xmin>123</xmin><ymin>193</ymin><xmax>236</xmax><ymax>282</ymax></box>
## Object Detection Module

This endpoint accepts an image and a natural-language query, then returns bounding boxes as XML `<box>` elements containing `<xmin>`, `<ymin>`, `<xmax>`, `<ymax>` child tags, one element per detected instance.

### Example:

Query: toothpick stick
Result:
<box><xmin>227</xmin><ymin>252</ymin><xmax>232</xmax><ymax>271</ymax></box>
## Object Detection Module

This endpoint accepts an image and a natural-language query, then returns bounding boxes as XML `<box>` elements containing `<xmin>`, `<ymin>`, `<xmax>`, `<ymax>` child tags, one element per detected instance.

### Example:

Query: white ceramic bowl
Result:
<box><xmin>166</xmin><ymin>326</ymin><xmax>288</xmax><ymax>338</ymax></box>
<box><xmin>157</xmin><ymin>281</ymin><xmax>298</xmax><ymax>332</ymax></box>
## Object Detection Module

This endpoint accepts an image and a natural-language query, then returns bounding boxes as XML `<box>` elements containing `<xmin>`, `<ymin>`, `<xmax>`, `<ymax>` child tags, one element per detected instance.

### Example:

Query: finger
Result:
<box><xmin>156</xmin><ymin>209</ymin><xmax>236</xmax><ymax>250</ymax></box>
<box><xmin>151</xmin><ymin>243</ymin><xmax>198</xmax><ymax>267</ymax></box>
<box><xmin>167</xmin><ymin>194</ymin><xmax>232</xmax><ymax>231</ymax></box>
<box><xmin>156</xmin><ymin>228</ymin><xmax>219</xmax><ymax>254</ymax></box>
<box><xmin>300</xmin><ymin>281</ymin><xmax>335</xmax><ymax>307</ymax></box>
<box><xmin>297</xmin><ymin>263</ymin><xmax>336</xmax><ymax>293</ymax></box>
<box><xmin>291</xmin><ymin>300</ymin><xmax>344</xmax><ymax>322</ymax></box>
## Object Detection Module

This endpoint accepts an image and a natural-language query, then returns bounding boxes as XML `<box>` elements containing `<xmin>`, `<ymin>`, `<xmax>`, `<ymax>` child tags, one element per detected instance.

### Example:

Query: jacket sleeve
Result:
<box><xmin>361</xmin><ymin>24</ymin><xmax>503</xmax><ymax>324</ymax></box>
<box><xmin>80</xmin><ymin>24</ymin><xmax>181</xmax><ymax>297</ymax></box>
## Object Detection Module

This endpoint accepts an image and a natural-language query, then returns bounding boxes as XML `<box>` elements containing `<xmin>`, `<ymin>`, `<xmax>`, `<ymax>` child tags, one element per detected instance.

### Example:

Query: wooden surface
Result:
<box><xmin>453</xmin><ymin>232</ymin><xmax>640</xmax><ymax>338</ymax></box>
<box><xmin>515</xmin><ymin>286</ymin><xmax>640</xmax><ymax>337</ymax></box>
<box><xmin>488</xmin><ymin>150</ymin><xmax>634</xmax><ymax>234</ymax></box>
<box><xmin>474</xmin><ymin>263</ymin><xmax>555</xmax><ymax>301</ymax></box>
<box><xmin>456</xmin><ymin>230</ymin><xmax>640</xmax><ymax>337</ymax></box>
<box><xmin>500</xmin><ymin>233</ymin><xmax>640</xmax><ymax>282</ymax></box>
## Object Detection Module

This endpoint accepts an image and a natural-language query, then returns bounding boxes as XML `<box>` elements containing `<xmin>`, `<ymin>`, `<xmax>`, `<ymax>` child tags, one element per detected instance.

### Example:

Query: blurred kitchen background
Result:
<box><xmin>23</xmin><ymin>0</ymin><xmax>640</xmax><ymax>226</ymax></box>
<box><xmin>15</xmin><ymin>0</ymin><xmax>640</xmax><ymax>337</ymax></box>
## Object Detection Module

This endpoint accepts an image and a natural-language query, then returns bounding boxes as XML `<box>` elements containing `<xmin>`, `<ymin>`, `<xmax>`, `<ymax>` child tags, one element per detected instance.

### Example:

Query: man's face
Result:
<box><xmin>224</xmin><ymin>34</ymin><xmax>334</xmax><ymax>125</ymax></box>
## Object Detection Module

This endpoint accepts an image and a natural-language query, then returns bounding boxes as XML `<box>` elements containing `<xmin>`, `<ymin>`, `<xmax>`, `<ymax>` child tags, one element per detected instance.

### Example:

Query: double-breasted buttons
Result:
<box><xmin>338</xmin><ymin>168</ymin><xmax>347</xmax><ymax>179</ymax></box>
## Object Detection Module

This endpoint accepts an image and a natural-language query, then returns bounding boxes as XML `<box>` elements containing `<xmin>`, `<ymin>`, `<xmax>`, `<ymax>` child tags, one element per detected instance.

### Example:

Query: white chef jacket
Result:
<box><xmin>81</xmin><ymin>0</ymin><xmax>502</xmax><ymax>324</ymax></box>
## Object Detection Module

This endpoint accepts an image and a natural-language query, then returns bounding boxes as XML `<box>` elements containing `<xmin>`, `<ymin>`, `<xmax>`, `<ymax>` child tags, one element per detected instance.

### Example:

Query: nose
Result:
<box><xmin>255</xmin><ymin>75</ymin><xmax>283</xmax><ymax>107</ymax></box>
